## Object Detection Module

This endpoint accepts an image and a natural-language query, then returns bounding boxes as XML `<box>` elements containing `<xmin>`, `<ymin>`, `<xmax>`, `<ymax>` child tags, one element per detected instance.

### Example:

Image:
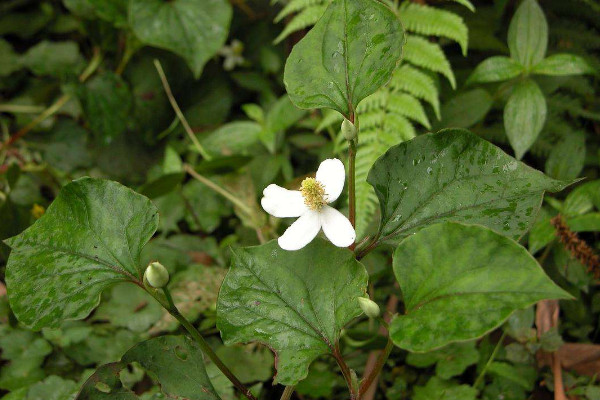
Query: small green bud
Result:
<box><xmin>144</xmin><ymin>261</ymin><xmax>169</xmax><ymax>288</ymax></box>
<box><xmin>358</xmin><ymin>296</ymin><xmax>380</xmax><ymax>318</ymax></box>
<box><xmin>341</xmin><ymin>118</ymin><xmax>357</xmax><ymax>141</ymax></box>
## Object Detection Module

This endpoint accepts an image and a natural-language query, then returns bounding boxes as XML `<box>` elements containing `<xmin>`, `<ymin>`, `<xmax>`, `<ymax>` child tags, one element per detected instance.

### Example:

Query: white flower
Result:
<box><xmin>218</xmin><ymin>39</ymin><xmax>245</xmax><ymax>71</ymax></box>
<box><xmin>261</xmin><ymin>158</ymin><xmax>356</xmax><ymax>251</ymax></box>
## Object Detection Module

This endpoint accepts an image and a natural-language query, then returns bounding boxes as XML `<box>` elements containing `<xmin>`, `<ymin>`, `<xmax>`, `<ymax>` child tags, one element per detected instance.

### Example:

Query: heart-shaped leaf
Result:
<box><xmin>390</xmin><ymin>222</ymin><xmax>572</xmax><ymax>352</ymax></box>
<box><xmin>367</xmin><ymin>129</ymin><xmax>568</xmax><ymax>242</ymax></box>
<box><xmin>5</xmin><ymin>178</ymin><xmax>158</xmax><ymax>330</ymax></box>
<box><xmin>130</xmin><ymin>0</ymin><xmax>232</xmax><ymax>78</ymax></box>
<box><xmin>216</xmin><ymin>239</ymin><xmax>368</xmax><ymax>385</ymax></box>
<box><xmin>283</xmin><ymin>0</ymin><xmax>404</xmax><ymax>118</ymax></box>
<box><xmin>77</xmin><ymin>336</ymin><xmax>220</xmax><ymax>400</ymax></box>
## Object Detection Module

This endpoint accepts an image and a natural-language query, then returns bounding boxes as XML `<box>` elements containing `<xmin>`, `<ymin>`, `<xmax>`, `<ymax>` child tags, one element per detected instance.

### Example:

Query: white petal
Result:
<box><xmin>316</xmin><ymin>158</ymin><xmax>346</xmax><ymax>203</ymax></box>
<box><xmin>261</xmin><ymin>184</ymin><xmax>307</xmax><ymax>218</ymax></box>
<box><xmin>320</xmin><ymin>206</ymin><xmax>355</xmax><ymax>248</ymax></box>
<box><xmin>278</xmin><ymin>211</ymin><xmax>321</xmax><ymax>251</ymax></box>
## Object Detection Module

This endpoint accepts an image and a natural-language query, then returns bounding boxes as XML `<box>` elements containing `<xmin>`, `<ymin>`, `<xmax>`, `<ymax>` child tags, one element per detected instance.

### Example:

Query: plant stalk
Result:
<box><xmin>358</xmin><ymin>336</ymin><xmax>393</xmax><ymax>396</ymax></box>
<box><xmin>333</xmin><ymin>343</ymin><xmax>358</xmax><ymax>400</ymax></box>
<box><xmin>158</xmin><ymin>287</ymin><xmax>258</xmax><ymax>400</ymax></box>
<box><xmin>0</xmin><ymin>48</ymin><xmax>102</xmax><ymax>151</ymax></box>
<box><xmin>183</xmin><ymin>164</ymin><xmax>254</xmax><ymax>217</ymax></box>
<box><xmin>348</xmin><ymin>138</ymin><xmax>357</xmax><ymax>231</ymax></box>
<box><xmin>474</xmin><ymin>331</ymin><xmax>507</xmax><ymax>388</ymax></box>
<box><xmin>154</xmin><ymin>59</ymin><xmax>212</xmax><ymax>160</ymax></box>
<box><xmin>280</xmin><ymin>385</ymin><xmax>296</xmax><ymax>400</ymax></box>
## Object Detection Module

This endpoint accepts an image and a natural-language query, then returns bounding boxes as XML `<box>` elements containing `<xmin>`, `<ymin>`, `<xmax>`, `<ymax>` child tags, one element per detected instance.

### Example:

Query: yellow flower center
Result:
<box><xmin>300</xmin><ymin>177</ymin><xmax>326</xmax><ymax>211</ymax></box>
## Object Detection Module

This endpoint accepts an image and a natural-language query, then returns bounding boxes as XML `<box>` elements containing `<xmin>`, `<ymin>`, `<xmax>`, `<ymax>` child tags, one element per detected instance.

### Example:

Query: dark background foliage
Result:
<box><xmin>0</xmin><ymin>0</ymin><xmax>598</xmax><ymax>399</ymax></box>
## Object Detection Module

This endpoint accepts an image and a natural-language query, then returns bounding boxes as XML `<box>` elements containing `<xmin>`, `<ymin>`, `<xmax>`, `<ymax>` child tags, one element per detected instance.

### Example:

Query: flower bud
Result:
<box><xmin>144</xmin><ymin>261</ymin><xmax>169</xmax><ymax>288</ymax></box>
<box><xmin>341</xmin><ymin>118</ymin><xmax>357</xmax><ymax>141</ymax></box>
<box><xmin>358</xmin><ymin>297</ymin><xmax>380</xmax><ymax>318</ymax></box>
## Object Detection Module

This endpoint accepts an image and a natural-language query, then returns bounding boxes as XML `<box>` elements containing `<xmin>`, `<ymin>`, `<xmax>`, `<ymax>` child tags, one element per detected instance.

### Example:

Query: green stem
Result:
<box><xmin>0</xmin><ymin>48</ymin><xmax>102</xmax><ymax>151</ymax></box>
<box><xmin>348</xmin><ymin>138</ymin><xmax>357</xmax><ymax>231</ymax></box>
<box><xmin>115</xmin><ymin>34</ymin><xmax>138</xmax><ymax>76</ymax></box>
<box><xmin>358</xmin><ymin>336</ymin><xmax>393</xmax><ymax>396</ymax></box>
<box><xmin>158</xmin><ymin>287</ymin><xmax>258</xmax><ymax>400</ymax></box>
<box><xmin>474</xmin><ymin>331</ymin><xmax>507</xmax><ymax>389</ymax></box>
<box><xmin>333</xmin><ymin>343</ymin><xmax>358</xmax><ymax>400</ymax></box>
<box><xmin>183</xmin><ymin>164</ymin><xmax>254</xmax><ymax>217</ymax></box>
<box><xmin>280</xmin><ymin>385</ymin><xmax>296</xmax><ymax>400</ymax></box>
<box><xmin>0</xmin><ymin>105</ymin><xmax>45</xmax><ymax>114</ymax></box>
<box><xmin>154</xmin><ymin>59</ymin><xmax>212</xmax><ymax>160</ymax></box>
<box><xmin>355</xmin><ymin>233</ymin><xmax>380</xmax><ymax>260</ymax></box>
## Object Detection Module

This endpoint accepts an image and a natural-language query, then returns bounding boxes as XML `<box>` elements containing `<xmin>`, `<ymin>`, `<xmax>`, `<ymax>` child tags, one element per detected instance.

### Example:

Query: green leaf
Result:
<box><xmin>26</xmin><ymin>376</ymin><xmax>79</xmax><ymax>400</ymax></box>
<box><xmin>129</xmin><ymin>0</ymin><xmax>232</xmax><ymax>78</ymax></box>
<box><xmin>21</xmin><ymin>41</ymin><xmax>84</xmax><ymax>77</ymax></box>
<box><xmin>201</xmin><ymin>122</ymin><xmax>263</xmax><ymax>157</ymax></box>
<box><xmin>77</xmin><ymin>336</ymin><xmax>221</xmax><ymax>400</ymax></box>
<box><xmin>504</xmin><ymin>79</ymin><xmax>547</xmax><ymax>159</ymax></box>
<box><xmin>283</xmin><ymin>0</ymin><xmax>404</xmax><ymax>117</ymax></box>
<box><xmin>390</xmin><ymin>222</ymin><xmax>572</xmax><ymax>352</ymax></box>
<box><xmin>182</xmin><ymin>180</ymin><xmax>232</xmax><ymax>233</ymax></box>
<box><xmin>438</xmin><ymin>89</ymin><xmax>493</xmax><ymax>129</ymax></box>
<box><xmin>79</xmin><ymin>72</ymin><xmax>133</xmax><ymax>145</ymax></box>
<box><xmin>367</xmin><ymin>129</ymin><xmax>568</xmax><ymax>242</ymax></box>
<box><xmin>5</xmin><ymin>178</ymin><xmax>158</xmax><ymax>330</ymax></box>
<box><xmin>487</xmin><ymin>362</ymin><xmax>537</xmax><ymax>390</ymax></box>
<box><xmin>532</xmin><ymin>53</ymin><xmax>595</xmax><ymax>76</ymax></box>
<box><xmin>413</xmin><ymin>377</ymin><xmax>477</xmax><ymax>400</ymax></box>
<box><xmin>545</xmin><ymin>129</ymin><xmax>585</xmax><ymax>180</ymax></box>
<box><xmin>216</xmin><ymin>239</ymin><xmax>368</xmax><ymax>385</ymax></box>
<box><xmin>507</xmin><ymin>0</ymin><xmax>547</xmax><ymax>69</ymax></box>
<box><xmin>563</xmin><ymin>181</ymin><xmax>600</xmax><ymax>217</ymax></box>
<box><xmin>406</xmin><ymin>341</ymin><xmax>479</xmax><ymax>379</ymax></box>
<box><xmin>93</xmin><ymin>283</ymin><xmax>163</xmax><ymax>332</ymax></box>
<box><xmin>403</xmin><ymin>35</ymin><xmax>455</xmax><ymax>88</ymax></box>
<box><xmin>122</xmin><ymin>336</ymin><xmax>221</xmax><ymax>400</ymax></box>
<box><xmin>0</xmin><ymin>38</ymin><xmax>21</xmax><ymax>77</ymax></box>
<box><xmin>215</xmin><ymin>345</ymin><xmax>274</xmax><ymax>384</ymax></box>
<box><xmin>76</xmin><ymin>362</ymin><xmax>138</xmax><ymax>400</ymax></box>
<box><xmin>466</xmin><ymin>56</ymin><xmax>525</xmax><ymax>85</ymax></box>
<box><xmin>88</xmin><ymin>0</ymin><xmax>128</xmax><ymax>26</ymax></box>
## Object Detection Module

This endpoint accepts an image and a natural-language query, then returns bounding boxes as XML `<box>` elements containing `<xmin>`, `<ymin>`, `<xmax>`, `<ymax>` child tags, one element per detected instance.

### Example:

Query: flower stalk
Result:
<box><xmin>148</xmin><ymin>286</ymin><xmax>257</xmax><ymax>400</ymax></box>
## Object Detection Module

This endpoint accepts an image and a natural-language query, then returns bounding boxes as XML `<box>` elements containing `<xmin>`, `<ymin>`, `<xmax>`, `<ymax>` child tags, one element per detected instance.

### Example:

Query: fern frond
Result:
<box><xmin>399</xmin><ymin>2</ymin><xmax>468</xmax><ymax>55</ymax></box>
<box><xmin>403</xmin><ymin>35</ymin><xmax>456</xmax><ymax>88</ymax></box>
<box><xmin>275</xmin><ymin>0</ymin><xmax>326</xmax><ymax>22</ymax></box>
<box><xmin>390</xmin><ymin>64</ymin><xmax>440</xmax><ymax>119</ymax></box>
<box><xmin>448</xmin><ymin>0</ymin><xmax>475</xmax><ymax>12</ymax></box>
<box><xmin>357</xmin><ymin>90</ymin><xmax>389</xmax><ymax>113</ymax></box>
<box><xmin>387</xmin><ymin>93</ymin><xmax>431</xmax><ymax>128</ymax></box>
<box><xmin>274</xmin><ymin>4</ymin><xmax>328</xmax><ymax>43</ymax></box>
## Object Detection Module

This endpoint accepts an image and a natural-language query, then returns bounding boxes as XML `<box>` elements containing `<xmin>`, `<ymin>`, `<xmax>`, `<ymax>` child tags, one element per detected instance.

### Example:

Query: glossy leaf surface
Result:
<box><xmin>283</xmin><ymin>0</ymin><xmax>404</xmax><ymax>117</ymax></box>
<box><xmin>5</xmin><ymin>178</ymin><xmax>158</xmax><ymax>330</ymax></box>
<box><xmin>367</xmin><ymin>129</ymin><xmax>568</xmax><ymax>242</ymax></box>
<box><xmin>390</xmin><ymin>222</ymin><xmax>572</xmax><ymax>351</ymax></box>
<box><xmin>77</xmin><ymin>336</ymin><xmax>220</xmax><ymax>399</ymax></box>
<box><xmin>216</xmin><ymin>239</ymin><xmax>368</xmax><ymax>385</ymax></box>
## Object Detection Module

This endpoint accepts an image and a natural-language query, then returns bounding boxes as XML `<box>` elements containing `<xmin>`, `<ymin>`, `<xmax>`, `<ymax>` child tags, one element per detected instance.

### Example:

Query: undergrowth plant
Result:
<box><xmin>1</xmin><ymin>0</ymin><xmax>599</xmax><ymax>399</ymax></box>
<box><xmin>0</xmin><ymin>0</ymin><xmax>585</xmax><ymax>399</ymax></box>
